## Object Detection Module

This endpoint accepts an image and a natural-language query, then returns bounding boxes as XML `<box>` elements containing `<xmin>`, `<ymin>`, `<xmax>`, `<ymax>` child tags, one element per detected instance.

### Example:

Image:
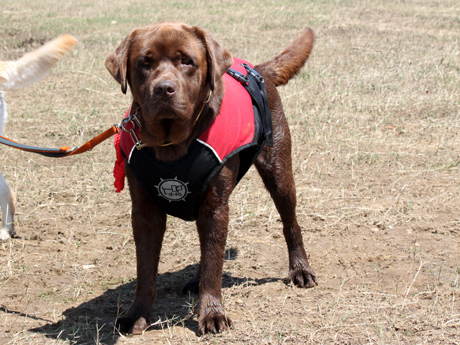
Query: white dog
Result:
<box><xmin>0</xmin><ymin>35</ymin><xmax>77</xmax><ymax>240</ymax></box>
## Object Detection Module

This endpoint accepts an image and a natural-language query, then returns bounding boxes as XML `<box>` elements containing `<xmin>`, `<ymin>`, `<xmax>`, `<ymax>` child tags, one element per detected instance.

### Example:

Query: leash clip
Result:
<box><xmin>121</xmin><ymin>113</ymin><xmax>146</xmax><ymax>150</ymax></box>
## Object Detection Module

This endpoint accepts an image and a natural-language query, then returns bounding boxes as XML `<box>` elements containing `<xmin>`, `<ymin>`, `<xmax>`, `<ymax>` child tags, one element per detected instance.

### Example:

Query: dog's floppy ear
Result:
<box><xmin>191</xmin><ymin>26</ymin><xmax>233</xmax><ymax>92</ymax></box>
<box><xmin>105</xmin><ymin>29</ymin><xmax>140</xmax><ymax>94</ymax></box>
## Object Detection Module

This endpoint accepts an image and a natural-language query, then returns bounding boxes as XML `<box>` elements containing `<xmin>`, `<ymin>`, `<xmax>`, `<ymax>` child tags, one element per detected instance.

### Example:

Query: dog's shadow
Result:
<box><xmin>28</xmin><ymin>248</ymin><xmax>282</xmax><ymax>344</ymax></box>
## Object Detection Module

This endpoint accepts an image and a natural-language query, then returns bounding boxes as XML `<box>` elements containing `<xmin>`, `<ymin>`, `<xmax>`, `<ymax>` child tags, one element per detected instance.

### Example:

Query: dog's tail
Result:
<box><xmin>256</xmin><ymin>28</ymin><xmax>314</xmax><ymax>87</ymax></box>
<box><xmin>0</xmin><ymin>34</ymin><xmax>77</xmax><ymax>91</ymax></box>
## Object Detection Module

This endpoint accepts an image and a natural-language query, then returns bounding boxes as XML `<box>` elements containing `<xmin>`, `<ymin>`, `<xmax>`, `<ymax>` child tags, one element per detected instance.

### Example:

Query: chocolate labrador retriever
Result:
<box><xmin>106</xmin><ymin>22</ymin><xmax>316</xmax><ymax>335</ymax></box>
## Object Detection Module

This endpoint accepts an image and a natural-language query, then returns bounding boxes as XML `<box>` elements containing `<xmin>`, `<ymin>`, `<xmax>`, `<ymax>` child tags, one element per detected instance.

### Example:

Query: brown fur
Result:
<box><xmin>105</xmin><ymin>22</ymin><xmax>316</xmax><ymax>336</ymax></box>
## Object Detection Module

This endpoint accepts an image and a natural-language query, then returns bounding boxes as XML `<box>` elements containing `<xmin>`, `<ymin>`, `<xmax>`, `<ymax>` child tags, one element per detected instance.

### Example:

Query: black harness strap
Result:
<box><xmin>227</xmin><ymin>64</ymin><xmax>274</xmax><ymax>147</ymax></box>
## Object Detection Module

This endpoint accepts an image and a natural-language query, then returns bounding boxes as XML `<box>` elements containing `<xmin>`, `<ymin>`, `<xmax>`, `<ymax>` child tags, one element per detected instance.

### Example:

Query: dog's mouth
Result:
<box><xmin>159</xmin><ymin>119</ymin><xmax>174</xmax><ymax>146</ymax></box>
<box><xmin>140</xmin><ymin>116</ymin><xmax>190</xmax><ymax>148</ymax></box>
<box><xmin>138</xmin><ymin>118</ymin><xmax>192</xmax><ymax>162</ymax></box>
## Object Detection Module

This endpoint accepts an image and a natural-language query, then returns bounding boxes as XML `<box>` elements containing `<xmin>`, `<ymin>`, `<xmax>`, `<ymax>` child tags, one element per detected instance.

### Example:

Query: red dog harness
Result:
<box><xmin>114</xmin><ymin>58</ymin><xmax>272</xmax><ymax>221</ymax></box>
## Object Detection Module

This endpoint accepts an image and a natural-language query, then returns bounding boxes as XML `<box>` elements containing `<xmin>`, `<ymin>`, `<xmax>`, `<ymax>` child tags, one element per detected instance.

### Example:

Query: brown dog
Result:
<box><xmin>106</xmin><ymin>22</ymin><xmax>317</xmax><ymax>335</ymax></box>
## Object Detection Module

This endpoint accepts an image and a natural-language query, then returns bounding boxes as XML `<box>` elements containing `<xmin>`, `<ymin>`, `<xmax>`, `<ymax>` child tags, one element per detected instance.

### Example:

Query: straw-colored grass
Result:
<box><xmin>1</xmin><ymin>0</ymin><xmax>459</xmax><ymax>344</ymax></box>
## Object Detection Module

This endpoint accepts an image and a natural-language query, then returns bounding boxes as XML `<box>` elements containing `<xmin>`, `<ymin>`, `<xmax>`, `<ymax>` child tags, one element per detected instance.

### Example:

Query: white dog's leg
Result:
<box><xmin>0</xmin><ymin>171</ymin><xmax>15</xmax><ymax>240</ymax></box>
<box><xmin>0</xmin><ymin>92</ymin><xmax>14</xmax><ymax>240</ymax></box>
<box><xmin>0</xmin><ymin>91</ymin><xmax>7</xmax><ymax>136</ymax></box>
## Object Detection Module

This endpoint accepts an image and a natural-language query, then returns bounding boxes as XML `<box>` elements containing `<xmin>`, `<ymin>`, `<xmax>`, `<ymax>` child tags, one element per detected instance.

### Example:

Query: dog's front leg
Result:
<box><xmin>195</xmin><ymin>160</ymin><xmax>238</xmax><ymax>335</ymax></box>
<box><xmin>116</xmin><ymin>167</ymin><xmax>167</xmax><ymax>335</ymax></box>
<box><xmin>196</xmin><ymin>202</ymin><xmax>233</xmax><ymax>335</ymax></box>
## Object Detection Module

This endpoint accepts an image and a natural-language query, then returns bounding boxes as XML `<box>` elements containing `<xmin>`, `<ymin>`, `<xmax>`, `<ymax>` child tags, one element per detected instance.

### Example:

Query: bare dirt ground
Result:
<box><xmin>1</xmin><ymin>0</ymin><xmax>459</xmax><ymax>344</ymax></box>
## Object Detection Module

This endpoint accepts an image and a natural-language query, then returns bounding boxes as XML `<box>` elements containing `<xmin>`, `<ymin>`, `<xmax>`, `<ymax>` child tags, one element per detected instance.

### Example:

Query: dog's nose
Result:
<box><xmin>154</xmin><ymin>81</ymin><xmax>176</xmax><ymax>97</ymax></box>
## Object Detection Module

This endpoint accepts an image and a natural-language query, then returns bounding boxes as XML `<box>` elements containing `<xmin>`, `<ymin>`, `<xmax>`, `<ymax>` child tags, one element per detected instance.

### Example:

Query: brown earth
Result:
<box><xmin>1</xmin><ymin>0</ymin><xmax>459</xmax><ymax>344</ymax></box>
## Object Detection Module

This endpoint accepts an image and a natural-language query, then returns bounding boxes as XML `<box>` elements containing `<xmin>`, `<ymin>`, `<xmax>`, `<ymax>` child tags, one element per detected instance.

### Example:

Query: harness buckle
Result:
<box><xmin>227</xmin><ymin>68</ymin><xmax>249</xmax><ymax>84</ymax></box>
<box><xmin>243</xmin><ymin>64</ymin><xmax>264</xmax><ymax>84</ymax></box>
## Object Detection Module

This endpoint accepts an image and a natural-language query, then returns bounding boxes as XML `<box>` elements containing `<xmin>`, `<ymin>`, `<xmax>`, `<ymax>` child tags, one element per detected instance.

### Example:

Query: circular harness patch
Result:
<box><xmin>155</xmin><ymin>177</ymin><xmax>191</xmax><ymax>202</ymax></box>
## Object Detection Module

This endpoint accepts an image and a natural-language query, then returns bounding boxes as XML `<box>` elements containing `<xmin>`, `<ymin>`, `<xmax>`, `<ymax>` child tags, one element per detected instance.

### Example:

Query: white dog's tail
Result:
<box><xmin>0</xmin><ymin>34</ymin><xmax>77</xmax><ymax>91</ymax></box>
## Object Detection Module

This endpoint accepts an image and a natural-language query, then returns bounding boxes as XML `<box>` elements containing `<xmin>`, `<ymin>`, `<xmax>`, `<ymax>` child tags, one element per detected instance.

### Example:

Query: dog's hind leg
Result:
<box><xmin>255</xmin><ymin>146</ymin><xmax>317</xmax><ymax>287</ymax></box>
<box><xmin>254</xmin><ymin>87</ymin><xmax>317</xmax><ymax>288</ymax></box>
<box><xmin>0</xmin><ymin>172</ymin><xmax>15</xmax><ymax>240</ymax></box>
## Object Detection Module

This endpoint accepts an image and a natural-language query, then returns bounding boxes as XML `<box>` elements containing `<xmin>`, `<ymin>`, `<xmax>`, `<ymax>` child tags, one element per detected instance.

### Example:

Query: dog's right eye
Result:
<box><xmin>181</xmin><ymin>56</ymin><xmax>193</xmax><ymax>66</ymax></box>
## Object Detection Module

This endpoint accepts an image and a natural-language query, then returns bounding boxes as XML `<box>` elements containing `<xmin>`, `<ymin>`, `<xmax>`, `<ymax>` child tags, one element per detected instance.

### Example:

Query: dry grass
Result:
<box><xmin>1</xmin><ymin>0</ymin><xmax>460</xmax><ymax>344</ymax></box>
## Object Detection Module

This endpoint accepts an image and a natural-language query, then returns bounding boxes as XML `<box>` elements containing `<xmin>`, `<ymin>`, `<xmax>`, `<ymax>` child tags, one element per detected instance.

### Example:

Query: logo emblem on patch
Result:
<box><xmin>155</xmin><ymin>177</ymin><xmax>191</xmax><ymax>202</ymax></box>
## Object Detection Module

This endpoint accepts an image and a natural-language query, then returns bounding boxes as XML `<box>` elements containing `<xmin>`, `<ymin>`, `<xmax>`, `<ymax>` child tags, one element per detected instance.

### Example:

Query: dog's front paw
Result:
<box><xmin>115</xmin><ymin>315</ymin><xmax>150</xmax><ymax>335</ymax></box>
<box><xmin>198</xmin><ymin>298</ymin><xmax>233</xmax><ymax>335</ymax></box>
<box><xmin>289</xmin><ymin>260</ymin><xmax>318</xmax><ymax>288</ymax></box>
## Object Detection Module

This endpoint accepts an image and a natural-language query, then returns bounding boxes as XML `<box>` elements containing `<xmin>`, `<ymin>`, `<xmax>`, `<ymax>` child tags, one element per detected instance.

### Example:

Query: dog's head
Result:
<box><xmin>106</xmin><ymin>22</ymin><xmax>233</xmax><ymax>161</ymax></box>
